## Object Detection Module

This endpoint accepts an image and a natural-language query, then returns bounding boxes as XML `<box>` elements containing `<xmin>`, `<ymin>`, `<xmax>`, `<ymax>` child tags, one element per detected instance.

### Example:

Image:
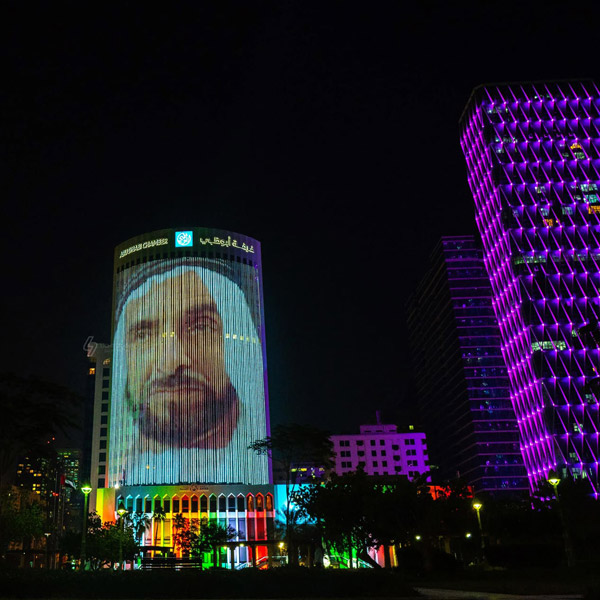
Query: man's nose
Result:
<box><xmin>157</xmin><ymin>332</ymin><xmax>192</xmax><ymax>373</ymax></box>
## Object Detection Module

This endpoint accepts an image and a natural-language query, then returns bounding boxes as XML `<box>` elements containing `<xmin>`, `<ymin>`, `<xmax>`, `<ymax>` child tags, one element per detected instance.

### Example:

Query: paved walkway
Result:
<box><xmin>415</xmin><ymin>588</ymin><xmax>584</xmax><ymax>600</ymax></box>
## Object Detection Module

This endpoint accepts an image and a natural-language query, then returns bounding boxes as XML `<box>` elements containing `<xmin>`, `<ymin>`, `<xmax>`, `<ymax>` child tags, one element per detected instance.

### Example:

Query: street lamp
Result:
<box><xmin>117</xmin><ymin>499</ymin><xmax>128</xmax><ymax>570</ymax></box>
<box><xmin>547</xmin><ymin>471</ymin><xmax>575</xmax><ymax>567</ymax></box>
<box><xmin>79</xmin><ymin>485</ymin><xmax>92</xmax><ymax>571</ymax></box>
<box><xmin>472</xmin><ymin>500</ymin><xmax>485</xmax><ymax>563</ymax></box>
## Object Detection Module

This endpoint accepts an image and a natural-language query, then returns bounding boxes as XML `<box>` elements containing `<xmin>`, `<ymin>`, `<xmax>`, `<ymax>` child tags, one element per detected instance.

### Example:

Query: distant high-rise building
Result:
<box><xmin>407</xmin><ymin>236</ymin><xmax>528</xmax><ymax>496</ymax></box>
<box><xmin>461</xmin><ymin>81</ymin><xmax>600</xmax><ymax>495</ymax></box>
<box><xmin>330</xmin><ymin>416</ymin><xmax>429</xmax><ymax>480</ymax></box>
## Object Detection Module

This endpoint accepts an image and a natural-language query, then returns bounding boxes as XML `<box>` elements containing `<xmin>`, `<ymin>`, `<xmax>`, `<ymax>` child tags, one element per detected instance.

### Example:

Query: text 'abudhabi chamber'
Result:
<box><xmin>108</xmin><ymin>228</ymin><xmax>270</xmax><ymax>487</ymax></box>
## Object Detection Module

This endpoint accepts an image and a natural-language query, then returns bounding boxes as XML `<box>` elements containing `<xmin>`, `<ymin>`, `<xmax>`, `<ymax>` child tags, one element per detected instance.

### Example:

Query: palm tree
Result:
<box><xmin>126</xmin><ymin>512</ymin><xmax>152</xmax><ymax>546</ymax></box>
<box><xmin>152</xmin><ymin>506</ymin><xmax>167</xmax><ymax>551</ymax></box>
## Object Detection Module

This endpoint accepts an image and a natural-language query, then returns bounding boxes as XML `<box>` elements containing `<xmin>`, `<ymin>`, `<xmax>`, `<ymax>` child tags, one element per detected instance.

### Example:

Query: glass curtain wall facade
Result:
<box><xmin>460</xmin><ymin>81</ymin><xmax>600</xmax><ymax>495</ymax></box>
<box><xmin>407</xmin><ymin>236</ymin><xmax>528</xmax><ymax>495</ymax></box>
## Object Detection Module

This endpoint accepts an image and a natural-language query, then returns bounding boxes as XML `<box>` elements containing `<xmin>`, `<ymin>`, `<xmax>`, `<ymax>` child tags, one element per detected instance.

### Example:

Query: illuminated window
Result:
<box><xmin>247</xmin><ymin>495</ymin><xmax>254</xmax><ymax>511</ymax></box>
<box><xmin>266</xmin><ymin>494</ymin><xmax>273</xmax><ymax>511</ymax></box>
<box><xmin>103</xmin><ymin>358</ymin><xmax>111</xmax><ymax>365</ymax></box>
<box><xmin>88</xmin><ymin>367</ymin><xmax>96</xmax><ymax>375</ymax></box>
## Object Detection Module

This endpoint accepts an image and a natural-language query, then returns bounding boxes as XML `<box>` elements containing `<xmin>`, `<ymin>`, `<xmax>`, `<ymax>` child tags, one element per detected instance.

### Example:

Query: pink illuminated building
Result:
<box><xmin>331</xmin><ymin>417</ymin><xmax>429</xmax><ymax>480</ymax></box>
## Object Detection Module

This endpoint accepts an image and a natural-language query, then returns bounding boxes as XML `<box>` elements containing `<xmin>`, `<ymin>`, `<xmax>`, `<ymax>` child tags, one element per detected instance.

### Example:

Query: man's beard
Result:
<box><xmin>128</xmin><ymin>375</ymin><xmax>240</xmax><ymax>450</ymax></box>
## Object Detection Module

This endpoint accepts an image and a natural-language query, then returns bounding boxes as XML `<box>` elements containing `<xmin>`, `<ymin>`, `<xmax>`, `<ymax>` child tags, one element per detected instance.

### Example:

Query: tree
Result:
<box><xmin>83</xmin><ymin>512</ymin><xmax>139</xmax><ymax>570</ymax></box>
<box><xmin>249</xmin><ymin>424</ymin><xmax>334</xmax><ymax>566</ymax></box>
<box><xmin>0</xmin><ymin>487</ymin><xmax>45</xmax><ymax>567</ymax></box>
<box><xmin>172</xmin><ymin>513</ymin><xmax>198</xmax><ymax>558</ymax></box>
<box><xmin>0</xmin><ymin>374</ymin><xmax>79</xmax><ymax>490</ymax></box>
<box><xmin>196</xmin><ymin>518</ymin><xmax>236</xmax><ymax>568</ymax></box>
<box><xmin>171</xmin><ymin>514</ymin><xmax>235</xmax><ymax>567</ymax></box>
<box><xmin>294</xmin><ymin>470</ymin><xmax>426</xmax><ymax>569</ymax></box>
<box><xmin>126</xmin><ymin>511</ymin><xmax>152</xmax><ymax>545</ymax></box>
<box><xmin>152</xmin><ymin>506</ymin><xmax>167</xmax><ymax>548</ymax></box>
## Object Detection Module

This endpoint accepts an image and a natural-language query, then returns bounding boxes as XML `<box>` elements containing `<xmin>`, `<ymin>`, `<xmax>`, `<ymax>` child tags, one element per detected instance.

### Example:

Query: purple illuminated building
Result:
<box><xmin>460</xmin><ymin>81</ymin><xmax>600</xmax><ymax>495</ymax></box>
<box><xmin>407</xmin><ymin>236</ymin><xmax>528</xmax><ymax>496</ymax></box>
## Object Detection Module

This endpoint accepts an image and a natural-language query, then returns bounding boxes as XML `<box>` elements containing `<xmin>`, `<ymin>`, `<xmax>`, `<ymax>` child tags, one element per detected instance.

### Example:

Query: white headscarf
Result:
<box><xmin>108</xmin><ymin>264</ymin><xmax>269</xmax><ymax>486</ymax></box>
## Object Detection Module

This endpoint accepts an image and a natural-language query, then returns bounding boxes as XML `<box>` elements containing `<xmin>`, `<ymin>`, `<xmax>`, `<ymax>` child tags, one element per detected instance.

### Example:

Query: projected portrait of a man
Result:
<box><xmin>109</xmin><ymin>257</ymin><xmax>269</xmax><ymax>486</ymax></box>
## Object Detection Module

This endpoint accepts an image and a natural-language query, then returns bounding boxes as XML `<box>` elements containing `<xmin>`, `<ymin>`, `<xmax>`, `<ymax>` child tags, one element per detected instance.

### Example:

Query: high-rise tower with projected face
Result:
<box><xmin>108</xmin><ymin>228</ymin><xmax>270</xmax><ymax>487</ymax></box>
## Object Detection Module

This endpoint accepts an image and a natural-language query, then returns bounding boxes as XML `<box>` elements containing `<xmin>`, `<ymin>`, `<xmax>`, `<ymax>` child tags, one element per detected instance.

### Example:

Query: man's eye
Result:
<box><xmin>188</xmin><ymin>317</ymin><xmax>217</xmax><ymax>333</ymax></box>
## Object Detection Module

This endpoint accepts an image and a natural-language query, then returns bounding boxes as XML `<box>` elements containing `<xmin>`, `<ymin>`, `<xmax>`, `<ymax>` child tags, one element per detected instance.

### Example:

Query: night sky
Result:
<box><xmin>4</xmin><ymin>2</ymin><xmax>599</xmax><ymax>437</ymax></box>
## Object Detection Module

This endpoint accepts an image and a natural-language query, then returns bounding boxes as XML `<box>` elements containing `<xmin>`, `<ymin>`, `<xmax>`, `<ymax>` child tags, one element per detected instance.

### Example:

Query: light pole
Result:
<box><xmin>472</xmin><ymin>501</ymin><xmax>485</xmax><ymax>563</ymax></box>
<box><xmin>79</xmin><ymin>485</ymin><xmax>92</xmax><ymax>571</ymax></box>
<box><xmin>117</xmin><ymin>499</ymin><xmax>128</xmax><ymax>570</ymax></box>
<box><xmin>548</xmin><ymin>471</ymin><xmax>576</xmax><ymax>567</ymax></box>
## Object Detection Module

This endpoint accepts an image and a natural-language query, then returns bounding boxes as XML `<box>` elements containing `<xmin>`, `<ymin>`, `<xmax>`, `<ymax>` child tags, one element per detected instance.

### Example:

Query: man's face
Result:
<box><xmin>124</xmin><ymin>270</ymin><xmax>239</xmax><ymax>449</ymax></box>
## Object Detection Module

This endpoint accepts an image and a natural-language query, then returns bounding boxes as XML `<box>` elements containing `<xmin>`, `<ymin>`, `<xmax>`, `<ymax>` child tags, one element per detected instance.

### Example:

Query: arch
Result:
<box><xmin>237</xmin><ymin>494</ymin><xmax>245</xmax><ymax>512</ymax></box>
<box><xmin>144</xmin><ymin>495</ymin><xmax>152</xmax><ymax>513</ymax></box>
<box><xmin>255</xmin><ymin>493</ymin><xmax>264</xmax><ymax>511</ymax></box>
<box><xmin>200</xmin><ymin>494</ymin><xmax>208</xmax><ymax>513</ymax></box>
<box><xmin>227</xmin><ymin>494</ymin><xmax>236</xmax><ymax>512</ymax></box>
<box><xmin>209</xmin><ymin>494</ymin><xmax>217</xmax><ymax>513</ymax></box>
<box><xmin>162</xmin><ymin>494</ymin><xmax>171</xmax><ymax>514</ymax></box>
<box><xmin>265</xmin><ymin>493</ymin><xmax>274</xmax><ymax>511</ymax></box>
<box><xmin>181</xmin><ymin>495</ymin><xmax>190</xmax><ymax>513</ymax></box>
<box><xmin>153</xmin><ymin>495</ymin><xmax>161</xmax><ymax>512</ymax></box>
<box><xmin>172</xmin><ymin>495</ymin><xmax>180</xmax><ymax>514</ymax></box>
<box><xmin>218</xmin><ymin>494</ymin><xmax>226</xmax><ymax>512</ymax></box>
<box><xmin>247</xmin><ymin>494</ymin><xmax>254</xmax><ymax>512</ymax></box>
<box><xmin>190</xmin><ymin>495</ymin><xmax>199</xmax><ymax>513</ymax></box>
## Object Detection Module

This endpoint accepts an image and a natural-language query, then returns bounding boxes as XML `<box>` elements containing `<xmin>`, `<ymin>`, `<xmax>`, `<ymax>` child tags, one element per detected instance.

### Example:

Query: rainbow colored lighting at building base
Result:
<box><xmin>461</xmin><ymin>81</ymin><xmax>600</xmax><ymax>494</ymax></box>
